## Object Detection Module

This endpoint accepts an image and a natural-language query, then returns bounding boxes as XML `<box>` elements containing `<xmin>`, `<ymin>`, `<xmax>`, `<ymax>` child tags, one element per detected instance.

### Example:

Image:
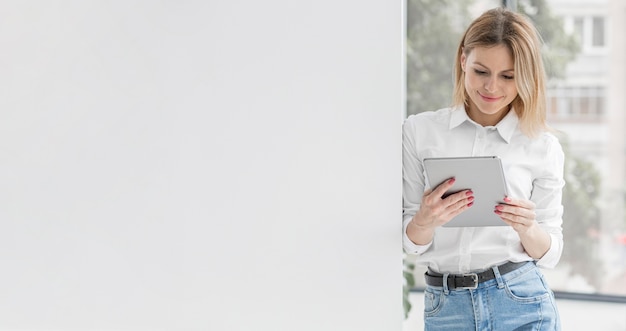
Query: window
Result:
<box><xmin>405</xmin><ymin>0</ymin><xmax>625</xmax><ymax>305</ymax></box>
<box><xmin>547</xmin><ymin>86</ymin><xmax>605</xmax><ymax>121</ymax></box>
<box><xmin>567</xmin><ymin>15</ymin><xmax>607</xmax><ymax>53</ymax></box>
<box><xmin>573</xmin><ymin>17</ymin><xmax>584</xmax><ymax>44</ymax></box>
<box><xmin>592</xmin><ymin>16</ymin><xmax>605</xmax><ymax>47</ymax></box>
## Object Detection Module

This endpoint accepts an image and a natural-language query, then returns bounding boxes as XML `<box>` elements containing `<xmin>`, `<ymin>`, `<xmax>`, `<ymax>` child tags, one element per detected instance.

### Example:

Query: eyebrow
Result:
<box><xmin>474</xmin><ymin>61</ymin><xmax>514</xmax><ymax>73</ymax></box>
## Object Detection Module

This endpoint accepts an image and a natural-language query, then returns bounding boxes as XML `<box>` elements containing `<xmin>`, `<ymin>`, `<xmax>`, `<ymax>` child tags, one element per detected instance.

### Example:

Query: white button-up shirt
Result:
<box><xmin>402</xmin><ymin>106</ymin><xmax>565</xmax><ymax>274</ymax></box>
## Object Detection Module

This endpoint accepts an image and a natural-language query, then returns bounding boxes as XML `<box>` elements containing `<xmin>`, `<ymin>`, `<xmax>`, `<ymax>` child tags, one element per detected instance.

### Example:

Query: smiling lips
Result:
<box><xmin>479</xmin><ymin>92</ymin><xmax>502</xmax><ymax>102</ymax></box>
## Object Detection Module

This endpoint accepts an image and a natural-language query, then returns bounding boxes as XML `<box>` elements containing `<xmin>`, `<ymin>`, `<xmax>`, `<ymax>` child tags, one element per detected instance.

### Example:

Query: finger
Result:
<box><xmin>498</xmin><ymin>217</ymin><xmax>526</xmax><ymax>231</ymax></box>
<box><xmin>445</xmin><ymin>189</ymin><xmax>473</xmax><ymax>207</ymax></box>
<box><xmin>495</xmin><ymin>204</ymin><xmax>536</xmax><ymax>220</ymax></box>
<box><xmin>431</xmin><ymin>177</ymin><xmax>457</xmax><ymax>199</ymax></box>
<box><xmin>441</xmin><ymin>194</ymin><xmax>474</xmax><ymax>216</ymax></box>
<box><xmin>507</xmin><ymin>213</ymin><xmax>529</xmax><ymax>225</ymax></box>
<box><xmin>503</xmin><ymin>196</ymin><xmax>535</xmax><ymax>209</ymax></box>
<box><xmin>495</xmin><ymin>209</ymin><xmax>531</xmax><ymax>225</ymax></box>
<box><xmin>443</xmin><ymin>197</ymin><xmax>474</xmax><ymax>220</ymax></box>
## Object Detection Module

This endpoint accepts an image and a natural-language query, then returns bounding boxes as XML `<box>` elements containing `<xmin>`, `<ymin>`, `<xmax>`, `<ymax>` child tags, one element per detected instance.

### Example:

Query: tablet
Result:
<box><xmin>423</xmin><ymin>156</ymin><xmax>509</xmax><ymax>227</ymax></box>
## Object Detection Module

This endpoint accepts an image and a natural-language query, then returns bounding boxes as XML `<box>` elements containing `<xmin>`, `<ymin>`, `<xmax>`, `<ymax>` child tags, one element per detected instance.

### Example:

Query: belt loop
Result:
<box><xmin>442</xmin><ymin>273</ymin><xmax>450</xmax><ymax>294</ymax></box>
<box><xmin>492</xmin><ymin>264</ymin><xmax>504</xmax><ymax>289</ymax></box>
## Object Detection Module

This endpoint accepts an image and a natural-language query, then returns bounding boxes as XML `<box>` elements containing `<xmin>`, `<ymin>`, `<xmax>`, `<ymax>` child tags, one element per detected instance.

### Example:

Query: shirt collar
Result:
<box><xmin>449</xmin><ymin>106</ymin><xmax>518</xmax><ymax>144</ymax></box>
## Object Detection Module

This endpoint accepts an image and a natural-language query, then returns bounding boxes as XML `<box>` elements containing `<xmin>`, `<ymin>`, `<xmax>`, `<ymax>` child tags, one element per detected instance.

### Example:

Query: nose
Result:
<box><xmin>484</xmin><ymin>75</ymin><xmax>497</xmax><ymax>93</ymax></box>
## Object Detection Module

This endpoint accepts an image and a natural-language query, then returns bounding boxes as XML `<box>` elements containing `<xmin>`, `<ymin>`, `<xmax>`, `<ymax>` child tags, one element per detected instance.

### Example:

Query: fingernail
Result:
<box><xmin>494</xmin><ymin>210</ymin><xmax>501</xmax><ymax>214</ymax></box>
<box><xmin>468</xmin><ymin>196</ymin><xmax>474</xmax><ymax>202</ymax></box>
<box><xmin>467</xmin><ymin>202</ymin><xmax>474</xmax><ymax>207</ymax></box>
<box><xmin>448</xmin><ymin>178</ymin><xmax>456</xmax><ymax>184</ymax></box>
<box><xmin>466</xmin><ymin>190</ymin><xmax>473</xmax><ymax>196</ymax></box>
<box><xmin>504</xmin><ymin>196</ymin><xmax>511</xmax><ymax>202</ymax></box>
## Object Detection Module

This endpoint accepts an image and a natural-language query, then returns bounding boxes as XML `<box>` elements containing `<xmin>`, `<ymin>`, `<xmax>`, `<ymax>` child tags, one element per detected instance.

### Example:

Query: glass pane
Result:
<box><xmin>574</xmin><ymin>17</ymin><xmax>584</xmax><ymax>45</ymax></box>
<box><xmin>404</xmin><ymin>0</ymin><xmax>626</xmax><ymax>301</ymax></box>
<box><xmin>543</xmin><ymin>4</ymin><xmax>619</xmax><ymax>297</ymax></box>
<box><xmin>592</xmin><ymin>16</ymin><xmax>605</xmax><ymax>47</ymax></box>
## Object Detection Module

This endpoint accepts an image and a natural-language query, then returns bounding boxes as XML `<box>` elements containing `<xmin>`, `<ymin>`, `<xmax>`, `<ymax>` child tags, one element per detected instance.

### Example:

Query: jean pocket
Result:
<box><xmin>504</xmin><ymin>269</ymin><xmax>551</xmax><ymax>303</ymax></box>
<box><xmin>423</xmin><ymin>287</ymin><xmax>444</xmax><ymax>315</ymax></box>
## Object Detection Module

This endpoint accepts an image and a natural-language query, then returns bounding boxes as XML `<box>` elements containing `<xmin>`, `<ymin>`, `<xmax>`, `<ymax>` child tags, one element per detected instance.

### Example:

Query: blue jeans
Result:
<box><xmin>423</xmin><ymin>262</ymin><xmax>561</xmax><ymax>330</ymax></box>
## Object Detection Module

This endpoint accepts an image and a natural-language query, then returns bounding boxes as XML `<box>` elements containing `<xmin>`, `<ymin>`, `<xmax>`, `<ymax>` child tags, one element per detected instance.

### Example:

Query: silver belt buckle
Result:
<box><xmin>459</xmin><ymin>273</ymin><xmax>478</xmax><ymax>289</ymax></box>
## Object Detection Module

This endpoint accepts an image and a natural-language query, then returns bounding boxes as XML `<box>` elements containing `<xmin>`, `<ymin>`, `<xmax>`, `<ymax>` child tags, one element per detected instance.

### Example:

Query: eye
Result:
<box><xmin>502</xmin><ymin>75</ymin><xmax>514</xmax><ymax>80</ymax></box>
<box><xmin>473</xmin><ymin>69</ymin><xmax>487</xmax><ymax>75</ymax></box>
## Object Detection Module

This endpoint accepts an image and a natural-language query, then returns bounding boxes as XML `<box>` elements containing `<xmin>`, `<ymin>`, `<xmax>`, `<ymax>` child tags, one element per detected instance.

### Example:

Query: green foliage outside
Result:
<box><xmin>406</xmin><ymin>0</ymin><xmax>472</xmax><ymax>116</ymax></box>
<box><xmin>402</xmin><ymin>261</ymin><xmax>415</xmax><ymax>319</ymax></box>
<box><xmin>404</xmin><ymin>0</ymin><xmax>600</xmax><ymax>319</ymax></box>
<box><xmin>558</xmin><ymin>135</ymin><xmax>603</xmax><ymax>288</ymax></box>
<box><xmin>517</xmin><ymin>0</ymin><xmax>579</xmax><ymax>80</ymax></box>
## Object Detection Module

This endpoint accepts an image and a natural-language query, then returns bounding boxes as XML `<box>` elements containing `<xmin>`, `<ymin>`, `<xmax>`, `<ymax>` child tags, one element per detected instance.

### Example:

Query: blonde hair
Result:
<box><xmin>453</xmin><ymin>7</ymin><xmax>548</xmax><ymax>137</ymax></box>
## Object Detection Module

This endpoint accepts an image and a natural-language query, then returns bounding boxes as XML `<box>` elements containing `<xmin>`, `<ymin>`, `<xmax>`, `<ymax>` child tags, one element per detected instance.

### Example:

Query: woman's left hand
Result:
<box><xmin>494</xmin><ymin>197</ymin><xmax>537</xmax><ymax>234</ymax></box>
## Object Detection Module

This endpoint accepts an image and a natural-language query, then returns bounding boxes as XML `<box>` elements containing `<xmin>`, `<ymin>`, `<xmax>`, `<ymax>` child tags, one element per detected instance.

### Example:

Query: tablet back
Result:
<box><xmin>423</xmin><ymin>156</ymin><xmax>508</xmax><ymax>227</ymax></box>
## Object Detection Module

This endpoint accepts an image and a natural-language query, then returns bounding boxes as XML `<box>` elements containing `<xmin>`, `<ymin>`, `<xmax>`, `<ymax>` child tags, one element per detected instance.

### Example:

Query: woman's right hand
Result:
<box><xmin>411</xmin><ymin>178</ymin><xmax>475</xmax><ymax>230</ymax></box>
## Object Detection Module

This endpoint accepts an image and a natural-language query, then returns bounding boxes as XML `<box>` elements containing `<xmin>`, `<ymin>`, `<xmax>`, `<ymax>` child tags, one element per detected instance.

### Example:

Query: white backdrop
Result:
<box><xmin>0</xmin><ymin>1</ymin><xmax>403</xmax><ymax>330</ymax></box>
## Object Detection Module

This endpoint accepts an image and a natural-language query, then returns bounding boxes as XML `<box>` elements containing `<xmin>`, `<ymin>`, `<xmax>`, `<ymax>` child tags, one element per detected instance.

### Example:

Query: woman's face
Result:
<box><xmin>461</xmin><ymin>44</ymin><xmax>518</xmax><ymax>126</ymax></box>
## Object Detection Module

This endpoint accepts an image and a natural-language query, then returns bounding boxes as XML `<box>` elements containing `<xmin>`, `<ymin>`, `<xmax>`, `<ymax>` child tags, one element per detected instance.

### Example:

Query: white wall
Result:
<box><xmin>0</xmin><ymin>1</ymin><xmax>403</xmax><ymax>330</ymax></box>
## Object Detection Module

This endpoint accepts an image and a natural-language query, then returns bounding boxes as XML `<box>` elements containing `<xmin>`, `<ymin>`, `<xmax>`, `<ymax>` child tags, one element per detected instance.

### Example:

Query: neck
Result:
<box><xmin>466</xmin><ymin>103</ymin><xmax>510</xmax><ymax>127</ymax></box>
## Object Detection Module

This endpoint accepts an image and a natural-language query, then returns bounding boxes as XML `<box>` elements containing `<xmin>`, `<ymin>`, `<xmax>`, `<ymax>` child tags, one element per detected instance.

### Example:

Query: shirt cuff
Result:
<box><xmin>402</xmin><ymin>217</ymin><xmax>433</xmax><ymax>255</ymax></box>
<box><xmin>535</xmin><ymin>233</ymin><xmax>562</xmax><ymax>269</ymax></box>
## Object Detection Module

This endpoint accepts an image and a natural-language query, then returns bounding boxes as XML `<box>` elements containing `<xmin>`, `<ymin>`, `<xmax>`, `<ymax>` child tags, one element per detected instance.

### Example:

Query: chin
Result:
<box><xmin>477</xmin><ymin>105</ymin><xmax>504</xmax><ymax>115</ymax></box>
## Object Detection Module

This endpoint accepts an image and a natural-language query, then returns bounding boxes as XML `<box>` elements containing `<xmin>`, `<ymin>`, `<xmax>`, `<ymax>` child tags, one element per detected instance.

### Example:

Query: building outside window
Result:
<box><xmin>547</xmin><ymin>86</ymin><xmax>605</xmax><ymax>121</ymax></box>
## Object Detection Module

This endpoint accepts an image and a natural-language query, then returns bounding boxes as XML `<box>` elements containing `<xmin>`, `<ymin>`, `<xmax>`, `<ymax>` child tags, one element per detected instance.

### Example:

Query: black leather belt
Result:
<box><xmin>424</xmin><ymin>261</ymin><xmax>528</xmax><ymax>290</ymax></box>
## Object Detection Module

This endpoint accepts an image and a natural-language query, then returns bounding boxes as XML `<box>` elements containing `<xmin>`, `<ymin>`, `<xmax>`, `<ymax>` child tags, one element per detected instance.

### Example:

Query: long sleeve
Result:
<box><xmin>402</xmin><ymin>117</ymin><xmax>432</xmax><ymax>254</ymax></box>
<box><xmin>530</xmin><ymin>136</ymin><xmax>565</xmax><ymax>268</ymax></box>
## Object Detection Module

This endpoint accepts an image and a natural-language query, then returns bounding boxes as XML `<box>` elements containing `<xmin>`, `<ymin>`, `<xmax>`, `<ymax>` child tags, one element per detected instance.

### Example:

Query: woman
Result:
<box><xmin>403</xmin><ymin>7</ymin><xmax>564</xmax><ymax>330</ymax></box>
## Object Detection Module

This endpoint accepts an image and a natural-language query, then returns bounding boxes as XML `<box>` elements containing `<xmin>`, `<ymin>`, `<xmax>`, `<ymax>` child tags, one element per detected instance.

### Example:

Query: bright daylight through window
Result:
<box><xmin>404</xmin><ymin>0</ymin><xmax>626</xmax><ymax>308</ymax></box>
